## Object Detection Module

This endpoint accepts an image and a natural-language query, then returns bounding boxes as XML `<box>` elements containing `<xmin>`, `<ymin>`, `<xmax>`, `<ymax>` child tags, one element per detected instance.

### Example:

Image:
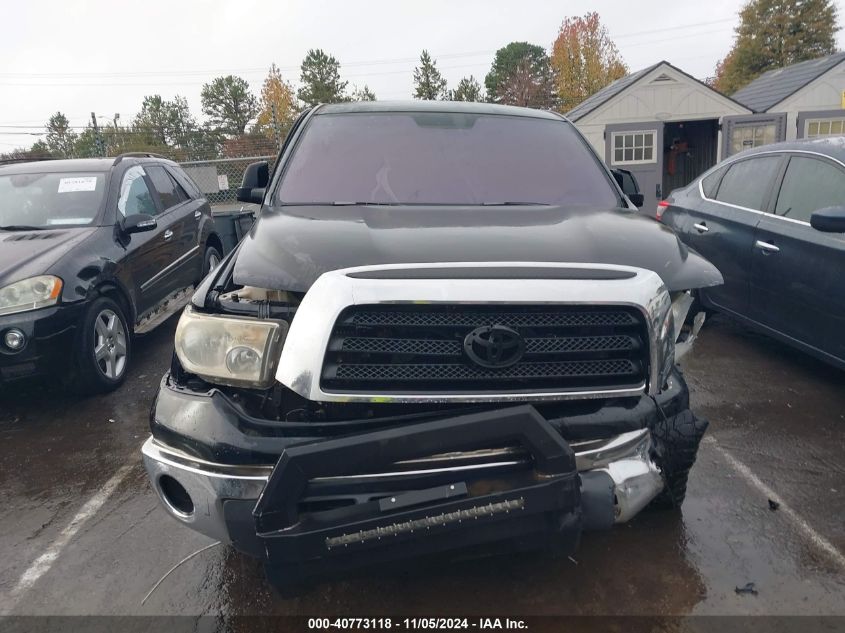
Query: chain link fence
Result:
<box><xmin>178</xmin><ymin>155</ymin><xmax>277</xmax><ymax>210</ymax></box>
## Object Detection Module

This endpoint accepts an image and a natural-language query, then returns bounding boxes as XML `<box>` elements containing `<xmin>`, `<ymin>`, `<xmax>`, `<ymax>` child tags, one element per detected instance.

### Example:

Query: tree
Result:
<box><xmin>485</xmin><ymin>42</ymin><xmax>556</xmax><ymax>108</ymax></box>
<box><xmin>255</xmin><ymin>63</ymin><xmax>299</xmax><ymax>142</ymax></box>
<box><xmin>448</xmin><ymin>76</ymin><xmax>483</xmax><ymax>102</ymax></box>
<box><xmin>73</xmin><ymin>127</ymin><xmax>103</xmax><ymax>158</ymax></box>
<box><xmin>495</xmin><ymin>58</ymin><xmax>558</xmax><ymax>109</ymax></box>
<box><xmin>0</xmin><ymin>143</ymin><xmax>51</xmax><ymax>161</ymax></box>
<box><xmin>201</xmin><ymin>75</ymin><xmax>259</xmax><ymax>136</ymax></box>
<box><xmin>44</xmin><ymin>112</ymin><xmax>78</xmax><ymax>157</ymax></box>
<box><xmin>134</xmin><ymin>94</ymin><xmax>197</xmax><ymax>148</ymax></box>
<box><xmin>714</xmin><ymin>0</ymin><xmax>839</xmax><ymax>94</ymax></box>
<box><xmin>413</xmin><ymin>50</ymin><xmax>448</xmax><ymax>100</ymax></box>
<box><xmin>351</xmin><ymin>84</ymin><xmax>377</xmax><ymax>101</ymax></box>
<box><xmin>551</xmin><ymin>12</ymin><xmax>628</xmax><ymax>112</ymax></box>
<box><xmin>298</xmin><ymin>49</ymin><xmax>349</xmax><ymax>106</ymax></box>
<box><xmin>165</xmin><ymin>96</ymin><xmax>198</xmax><ymax>149</ymax></box>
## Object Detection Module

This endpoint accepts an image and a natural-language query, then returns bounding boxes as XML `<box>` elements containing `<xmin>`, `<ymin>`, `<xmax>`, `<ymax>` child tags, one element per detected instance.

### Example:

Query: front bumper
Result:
<box><xmin>0</xmin><ymin>304</ymin><xmax>83</xmax><ymax>382</ymax></box>
<box><xmin>142</xmin><ymin>424</ymin><xmax>664</xmax><ymax>546</ymax></box>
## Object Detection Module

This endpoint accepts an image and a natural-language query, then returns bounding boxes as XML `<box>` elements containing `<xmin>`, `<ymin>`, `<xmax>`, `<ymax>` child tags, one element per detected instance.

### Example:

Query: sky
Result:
<box><xmin>2</xmin><ymin>0</ymin><xmax>845</xmax><ymax>150</ymax></box>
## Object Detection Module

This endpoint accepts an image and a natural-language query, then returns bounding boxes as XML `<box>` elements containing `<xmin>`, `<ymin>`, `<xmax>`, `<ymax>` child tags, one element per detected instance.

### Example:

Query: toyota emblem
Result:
<box><xmin>463</xmin><ymin>325</ymin><xmax>525</xmax><ymax>369</ymax></box>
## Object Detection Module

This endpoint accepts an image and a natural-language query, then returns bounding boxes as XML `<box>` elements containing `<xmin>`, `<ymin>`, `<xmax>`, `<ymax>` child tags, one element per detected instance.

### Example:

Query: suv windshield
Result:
<box><xmin>276</xmin><ymin>112</ymin><xmax>619</xmax><ymax>207</ymax></box>
<box><xmin>0</xmin><ymin>171</ymin><xmax>107</xmax><ymax>229</ymax></box>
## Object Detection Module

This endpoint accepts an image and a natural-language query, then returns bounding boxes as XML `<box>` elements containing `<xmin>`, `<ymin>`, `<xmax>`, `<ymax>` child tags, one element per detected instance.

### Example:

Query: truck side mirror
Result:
<box><xmin>236</xmin><ymin>161</ymin><xmax>269</xmax><ymax>205</ymax></box>
<box><xmin>810</xmin><ymin>206</ymin><xmax>845</xmax><ymax>233</ymax></box>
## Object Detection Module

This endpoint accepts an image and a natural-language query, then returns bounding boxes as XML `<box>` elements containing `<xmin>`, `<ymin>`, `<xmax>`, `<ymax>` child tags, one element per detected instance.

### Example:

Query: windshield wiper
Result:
<box><xmin>480</xmin><ymin>202</ymin><xmax>550</xmax><ymax>206</ymax></box>
<box><xmin>0</xmin><ymin>224</ymin><xmax>48</xmax><ymax>231</ymax></box>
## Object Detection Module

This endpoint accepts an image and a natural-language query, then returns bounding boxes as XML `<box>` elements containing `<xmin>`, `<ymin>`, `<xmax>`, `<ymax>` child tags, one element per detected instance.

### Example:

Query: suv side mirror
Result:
<box><xmin>122</xmin><ymin>213</ymin><xmax>157</xmax><ymax>234</ymax></box>
<box><xmin>810</xmin><ymin>206</ymin><xmax>845</xmax><ymax>233</ymax></box>
<box><xmin>236</xmin><ymin>161</ymin><xmax>269</xmax><ymax>204</ymax></box>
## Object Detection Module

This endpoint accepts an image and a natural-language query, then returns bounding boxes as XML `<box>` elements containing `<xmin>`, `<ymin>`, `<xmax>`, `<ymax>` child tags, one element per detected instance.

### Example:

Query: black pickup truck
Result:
<box><xmin>142</xmin><ymin>101</ymin><xmax>721</xmax><ymax>592</ymax></box>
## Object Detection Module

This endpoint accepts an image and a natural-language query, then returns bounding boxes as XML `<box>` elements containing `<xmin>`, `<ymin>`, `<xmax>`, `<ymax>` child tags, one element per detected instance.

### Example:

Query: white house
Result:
<box><xmin>567</xmin><ymin>61</ymin><xmax>752</xmax><ymax>208</ymax></box>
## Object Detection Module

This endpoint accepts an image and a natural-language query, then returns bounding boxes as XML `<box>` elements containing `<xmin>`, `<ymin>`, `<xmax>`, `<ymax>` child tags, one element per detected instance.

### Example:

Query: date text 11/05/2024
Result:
<box><xmin>307</xmin><ymin>618</ymin><xmax>528</xmax><ymax>630</ymax></box>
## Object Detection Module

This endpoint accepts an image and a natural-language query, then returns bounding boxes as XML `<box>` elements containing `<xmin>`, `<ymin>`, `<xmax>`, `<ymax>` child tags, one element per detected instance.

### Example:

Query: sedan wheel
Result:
<box><xmin>93</xmin><ymin>308</ymin><xmax>128</xmax><ymax>380</ymax></box>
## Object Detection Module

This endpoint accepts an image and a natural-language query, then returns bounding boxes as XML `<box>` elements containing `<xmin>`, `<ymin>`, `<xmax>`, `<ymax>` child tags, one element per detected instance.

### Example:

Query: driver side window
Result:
<box><xmin>117</xmin><ymin>166</ymin><xmax>157</xmax><ymax>217</ymax></box>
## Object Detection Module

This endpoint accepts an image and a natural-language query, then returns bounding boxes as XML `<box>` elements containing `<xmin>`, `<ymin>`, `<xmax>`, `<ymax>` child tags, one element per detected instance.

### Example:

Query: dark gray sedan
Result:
<box><xmin>659</xmin><ymin>137</ymin><xmax>845</xmax><ymax>369</ymax></box>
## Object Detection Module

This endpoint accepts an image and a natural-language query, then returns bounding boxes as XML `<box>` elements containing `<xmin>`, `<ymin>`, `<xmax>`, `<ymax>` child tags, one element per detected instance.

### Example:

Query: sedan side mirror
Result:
<box><xmin>628</xmin><ymin>193</ymin><xmax>645</xmax><ymax>208</ymax></box>
<box><xmin>810</xmin><ymin>206</ymin><xmax>845</xmax><ymax>233</ymax></box>
<box><xmin>236</xmin><ymin>161</ymin><xmax>269</xmax><ymax>205</ymax></box>
<box><xmin>122</xmin><ymin>213</ymin><xmax>157</xmax><ymax>234</ymax></box>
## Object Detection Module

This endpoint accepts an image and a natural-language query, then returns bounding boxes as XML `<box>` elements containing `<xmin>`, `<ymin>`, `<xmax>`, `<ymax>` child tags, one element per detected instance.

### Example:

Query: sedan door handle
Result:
<box><xmin>693</xmin><ymin>222</ymin><xmax>709</xmax><ymax>233</ymax></box>
<box><xmin>194</xmin><ymin>210</ymin><xmax>202</xmax><ymax>220</ymax></box>
<box><xmin>163</xmin><ymin>229</ymin><xmax>174</xmax><ymax>241</ymax></box>
<box><xmin>755</xmin><ymin>240</ymin><xmax>779</xmax><ymax>253</ymax></box>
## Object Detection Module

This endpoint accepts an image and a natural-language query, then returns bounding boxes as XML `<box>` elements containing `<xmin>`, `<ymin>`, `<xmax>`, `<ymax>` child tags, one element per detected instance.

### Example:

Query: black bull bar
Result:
<box><xmin>253</xmin><ymin>405</ymin><xmax>587</xmax><ymax>584</ymax></box>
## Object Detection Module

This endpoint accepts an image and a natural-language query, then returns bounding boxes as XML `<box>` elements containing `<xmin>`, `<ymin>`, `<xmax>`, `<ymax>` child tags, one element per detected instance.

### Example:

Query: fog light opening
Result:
<box><xmin>159</xmin><ymin>475</ymin><xmax>194</xmax><ymax>516</ymax></box>
<box><xmin>4</xmin><ymin>329</ymin><xmax>26</xmax><ymax>351</ymax></box>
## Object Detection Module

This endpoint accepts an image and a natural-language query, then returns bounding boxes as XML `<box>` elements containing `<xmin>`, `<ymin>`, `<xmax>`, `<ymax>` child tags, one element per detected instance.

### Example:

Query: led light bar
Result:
<box><xmin>325</xmin><ymin>498</ymin><xmax>525</xmax><ymax>549</ymax></box>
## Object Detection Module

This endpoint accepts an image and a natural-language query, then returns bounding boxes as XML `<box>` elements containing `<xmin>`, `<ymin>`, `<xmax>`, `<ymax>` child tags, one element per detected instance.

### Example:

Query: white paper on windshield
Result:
<box><xmin>58</xmin><ymin>176</ymin><xmax>98</xmax><ymax>193</ymax></box>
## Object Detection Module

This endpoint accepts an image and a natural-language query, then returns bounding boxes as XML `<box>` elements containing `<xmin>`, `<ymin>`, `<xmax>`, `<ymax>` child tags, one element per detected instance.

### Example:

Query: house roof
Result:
<box><xmin>731</xmin><ymin>52</ymin><xmax>845</xmax><ymax>112</ymax></box>
<box><xmin>565</xmin><ymin>62</ymin><xmax>663</xmax><ymax>122</ymax></box>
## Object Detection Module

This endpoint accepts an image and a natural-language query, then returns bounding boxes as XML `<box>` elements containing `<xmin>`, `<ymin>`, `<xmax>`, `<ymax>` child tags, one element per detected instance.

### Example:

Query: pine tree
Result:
<box><xmin>351</xmin><ymin>85</ymin><xmax>377</xmax><ymax>101</ymax></box>
<box><xmin>413</xmin><ymin>50</ymin><xmax>448</xmax><ymax>100</ymax></box>
<box><xmin>485</xmin><ymin>43</ymin><xmax>557</xmax><ymax>109</ymax></box>
<box><xmin>298</xmin><ymin>49</ymin><xmax>349</xmax><ymax>106</ymax></box>
<box><xmin>449</xmin><ymin>76</ymin><xmax>483</xmax><ymax>102</ymax></box>
<box><xmin>44</xmin><ymin>112</ymin><xmax>78</xmax><ymax>157</ymax></box>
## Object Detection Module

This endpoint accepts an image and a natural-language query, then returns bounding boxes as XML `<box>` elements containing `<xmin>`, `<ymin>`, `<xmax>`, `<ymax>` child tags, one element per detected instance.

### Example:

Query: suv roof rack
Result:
<box><xmin>113</xmin><ymin>152</ymin><xmax>167</xmax><ymax>165</ymax></box>
<box><xmin>0</xmin><ymin>156</ymin><xmax>57</xmax><ymax>166</ymax></box>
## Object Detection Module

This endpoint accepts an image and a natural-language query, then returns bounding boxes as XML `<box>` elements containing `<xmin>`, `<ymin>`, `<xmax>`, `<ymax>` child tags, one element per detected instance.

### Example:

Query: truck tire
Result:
<box><xmin>200</xmin><ymin>245</ymin><xmax>222</xmax><ymax>281</ymax></box>
<box><xmin>650</xmin><ymin>410</ymin><xmax>708</xmax><ymax>509</ymax></box>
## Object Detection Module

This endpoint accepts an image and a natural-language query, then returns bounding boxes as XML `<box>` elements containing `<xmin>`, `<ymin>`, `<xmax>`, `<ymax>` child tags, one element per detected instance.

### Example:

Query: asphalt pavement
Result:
<box><xmin>0</xmin><ymin>314</ymin><xmax>843</xmax><ymax>618</ymax></box>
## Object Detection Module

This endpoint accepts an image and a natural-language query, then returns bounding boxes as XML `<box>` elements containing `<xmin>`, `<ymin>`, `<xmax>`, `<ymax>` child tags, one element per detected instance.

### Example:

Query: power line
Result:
<box><xmin>0</xmin><ymin>17</ymin><xmax>737</xmax><ymax>82</ymax></box>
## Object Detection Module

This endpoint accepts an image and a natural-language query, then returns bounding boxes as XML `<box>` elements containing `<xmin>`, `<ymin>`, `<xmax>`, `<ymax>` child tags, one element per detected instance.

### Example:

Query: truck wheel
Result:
<box><xmin>73</xmin><ymin>296</ymin><xmax>131</xmax><ymax>394</ymax></box>
<box><xmin>649</xmin><ymin>410</ymin><xmax>708</xmax><ymax>509</ymax></box>
<box><xmin>200</xmin><ymin>244</ymin><xmax>222</xmax><ymax>281</ymax></box>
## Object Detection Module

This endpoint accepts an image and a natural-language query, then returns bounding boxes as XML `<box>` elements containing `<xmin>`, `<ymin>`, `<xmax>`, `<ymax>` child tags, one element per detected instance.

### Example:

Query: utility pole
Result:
<box><xmin>271</xmin><ymin>103</ymin><xmax>282</xmax><ymax>151</ymax></box>
<box><xmin>91</xmin><ymin>112</ymin><xmax>106</xmax><ymax>156</ymax></box>
<box><xmin>113</xmin><ymin>113</ymin><xmax>121</xmax><ymax>151</ymax></box>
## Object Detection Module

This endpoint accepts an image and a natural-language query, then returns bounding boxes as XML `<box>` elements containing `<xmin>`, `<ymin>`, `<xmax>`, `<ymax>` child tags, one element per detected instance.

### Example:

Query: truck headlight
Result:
<box><xmin>0</xmin><ymin>275</ymin><xmax>63</xmax><ymax>316</ymax></box>
<box><xmin>174</xmin><ymin>306</ymin><xmax>288</xmax><ymax>388</ymax></box>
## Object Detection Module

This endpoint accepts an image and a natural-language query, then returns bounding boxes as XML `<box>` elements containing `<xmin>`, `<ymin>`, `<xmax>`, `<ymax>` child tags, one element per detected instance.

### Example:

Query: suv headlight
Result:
<box><xmin>0</xmin><ymin>275</ymin><xmax>63</xmax><ymax>316</ymax></box>
<box><xmin>174</xmin><ymin>306</ymin><xmax>288</xmax><ymax>388</ymax></box>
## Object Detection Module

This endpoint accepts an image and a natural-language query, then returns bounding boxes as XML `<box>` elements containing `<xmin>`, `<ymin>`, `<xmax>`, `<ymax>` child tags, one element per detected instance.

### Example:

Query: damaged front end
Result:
<box><xmin>142</xmin><ymin>259</ymin><xmax>710</xmax><ymax>590</ymax></box>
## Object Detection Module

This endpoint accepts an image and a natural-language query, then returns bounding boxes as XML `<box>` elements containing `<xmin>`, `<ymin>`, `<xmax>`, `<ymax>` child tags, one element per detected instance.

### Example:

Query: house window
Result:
<box><xmin>729</xmin><ymin>124</ymin><xmax>776</xmax><ymax>155</ymax></box>
<box><xmin>611</xmin><ymin>131</ymin><xmax>656</xmax><ymax>165</ymax></box>
<box><xmin>805</xmin><ymin>118</ymin><xmax>845</xmax><ymax>138</ymax></box>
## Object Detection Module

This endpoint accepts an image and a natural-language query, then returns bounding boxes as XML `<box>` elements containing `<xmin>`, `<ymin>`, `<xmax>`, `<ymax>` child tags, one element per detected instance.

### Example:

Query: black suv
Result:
<box><xmin>142</xmin><ymin>102</ymin><xmax>721</xmax><ymax>592</ymax></box>
<box><xmin>0</xmin><ymin>154</ymin><xmax>223</xmax><ymax>392</ymax></box>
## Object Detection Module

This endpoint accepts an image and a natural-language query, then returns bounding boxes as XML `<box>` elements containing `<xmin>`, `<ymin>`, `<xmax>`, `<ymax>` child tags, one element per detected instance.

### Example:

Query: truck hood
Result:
<box><xmin>232</xmin><ymin>205</ymin><xmax>723</xmax><ymax>293</ymax></box>
<box><xmin>0</xmin><ymin>227</ymin><xmax>98</xmax><ymax>287</ymax></box>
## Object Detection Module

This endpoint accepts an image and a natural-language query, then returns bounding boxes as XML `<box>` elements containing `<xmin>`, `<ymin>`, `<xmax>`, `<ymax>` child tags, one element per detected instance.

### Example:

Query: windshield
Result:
<box><xmin>276</xmin><ymin>112</ymin><xmax>619</xmax><ymax>207</ymax></box>
<box><xmin>0</xmin><ymin>172</ymin><xmax>107</xmax><ymax>229</ymax></box>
